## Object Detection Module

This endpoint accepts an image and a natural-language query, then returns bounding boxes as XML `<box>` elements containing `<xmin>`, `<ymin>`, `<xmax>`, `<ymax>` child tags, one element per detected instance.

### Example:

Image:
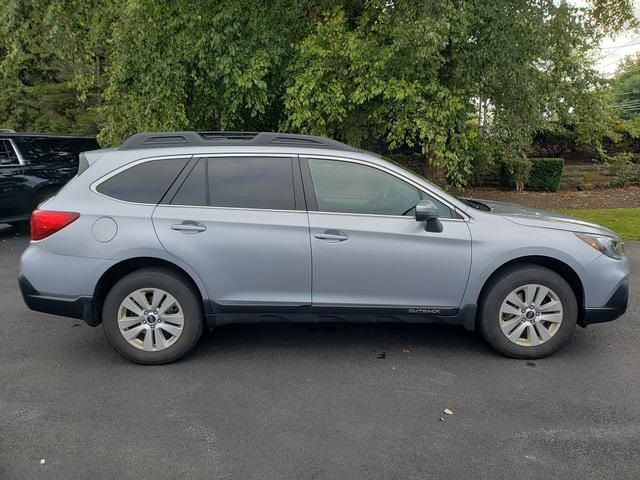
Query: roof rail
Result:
<box><xmin>118</xmin><ymin>131</ymin><xmax>355</xmax><ymax>152</ymax></box>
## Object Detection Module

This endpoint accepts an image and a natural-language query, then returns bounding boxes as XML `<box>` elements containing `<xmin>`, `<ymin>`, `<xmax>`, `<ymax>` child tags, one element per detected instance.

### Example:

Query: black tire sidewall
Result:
<box><xmin>479</xmin><ymin>266</ymin><xmax>577</xmax><ymax>359</ymax></box>
<box><xmin>102</xmin><ymin>269</ymin><xmax>203</xmax><ymax>364</ymax></box>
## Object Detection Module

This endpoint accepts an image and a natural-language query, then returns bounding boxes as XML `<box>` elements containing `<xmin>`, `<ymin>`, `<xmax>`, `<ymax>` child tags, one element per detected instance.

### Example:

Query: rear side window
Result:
<box><xmin>0</xmin><ymin>140</ymin><xmax>20</xmax><ymax>165</ymax></box>
<box><xmin>171</xmin><ymin>158</ymin><xmax>207</xmax><ymax>206</ymax></box>
<box><xmin>208</xmin><ymin>157</ymin><xmax>294</xmax><ymax>210</ymax></box>
<box><xmin>97</xmin><ymin>158</ymin><xmax>189</xmax><ymax>204</ymax></box>
<box><xmin>171</xmin><ymin>156</ymin><xmax>295</xmax><ymax>210</ymax></box>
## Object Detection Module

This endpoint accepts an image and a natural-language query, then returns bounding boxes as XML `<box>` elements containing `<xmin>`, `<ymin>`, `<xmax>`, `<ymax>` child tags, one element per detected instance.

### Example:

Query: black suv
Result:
<box><xmin>0</xmin><ymin>131</ymin><xmax>99</xmax><ymax>225</ymax></box>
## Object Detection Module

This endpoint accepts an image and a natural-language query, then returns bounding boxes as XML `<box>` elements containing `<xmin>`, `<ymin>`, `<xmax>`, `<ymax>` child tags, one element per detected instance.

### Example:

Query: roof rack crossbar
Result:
<box><xmin>118</xmin><ymin>131</ymin><xmax>354</xmax><ymax>152</ymax></box>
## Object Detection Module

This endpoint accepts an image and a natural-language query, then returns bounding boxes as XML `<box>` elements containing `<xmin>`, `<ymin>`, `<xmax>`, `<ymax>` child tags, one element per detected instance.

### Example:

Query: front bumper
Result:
<box><xmin>19</xmin><ymin>274</ymin><xmax>95</xmax><ymax>325</ymax></box>
<box><xmin>581</xmin><ymin>278</ymin><xmax>629</xmax><ymax>326</ymax></box>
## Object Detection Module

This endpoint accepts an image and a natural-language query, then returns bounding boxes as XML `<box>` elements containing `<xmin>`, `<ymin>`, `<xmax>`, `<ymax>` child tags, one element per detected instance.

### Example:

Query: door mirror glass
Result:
<box><xmin>415</xmin><ymin>199</ymin><xmax>443</xmax><ymax>233</ymax></box>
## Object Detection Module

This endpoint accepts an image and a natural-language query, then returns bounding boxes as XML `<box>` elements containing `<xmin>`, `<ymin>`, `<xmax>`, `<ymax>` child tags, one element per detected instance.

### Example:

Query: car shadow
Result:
<box><xmin>189</xmin><ymin>322</ymin><xmax>494</xmax><ymax>360</ymax></box>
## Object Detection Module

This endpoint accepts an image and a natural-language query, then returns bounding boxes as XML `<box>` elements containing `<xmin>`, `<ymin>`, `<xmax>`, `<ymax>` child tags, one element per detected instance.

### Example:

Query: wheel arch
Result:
<box><xmin>91</xmin><ymin>256</ymin><xmax>209</xmax><ymax>326</ymax></box>
<box><xmin>474</xmin><ymin>255</ymin><xmax>585</xmax><ymax>329</ymax></box>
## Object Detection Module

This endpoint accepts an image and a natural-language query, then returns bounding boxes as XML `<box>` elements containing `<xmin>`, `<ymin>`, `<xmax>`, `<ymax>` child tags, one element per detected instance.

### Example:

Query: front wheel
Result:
<box><xmin>478</xmin><ymin>265</ymin><xmax>577</xmax><ymax>359</ymax></box>
<box><xmin>102</xmin><ymin>268</ymin><xmax>203</xmax><ymax>364</ymax></box>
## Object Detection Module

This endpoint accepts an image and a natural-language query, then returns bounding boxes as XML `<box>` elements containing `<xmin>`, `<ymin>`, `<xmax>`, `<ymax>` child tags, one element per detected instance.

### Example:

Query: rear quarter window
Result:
<box><xmin>96</xmin><ymin>158</ymin><xmax>189</xmax><ymax>204</ymax></box>
<box><xmin>0</xmin><ymin>139</ymin><xmax>20</xmax><ymax>165</ymax></box>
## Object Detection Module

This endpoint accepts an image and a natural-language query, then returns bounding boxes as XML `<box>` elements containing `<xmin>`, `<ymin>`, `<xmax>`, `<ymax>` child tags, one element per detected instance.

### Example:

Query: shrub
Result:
<box><xmin>527</xmin><ymin>158</ymin><xmax>564</xmax><ymax>192</ymax></box>
<box><xmin>468</xmin><ymin>138</ymin><xmax>505</xmax><ymax>186</ymax></box>
<box><xmin>609</xmin><ymin>153</ymin><xmax>638</xmax><ymax>187</ymax></box>
<box><xmin>500</xmin><ymin>159</ymin><xmax>532</xmax><ymax>192</ymax></box>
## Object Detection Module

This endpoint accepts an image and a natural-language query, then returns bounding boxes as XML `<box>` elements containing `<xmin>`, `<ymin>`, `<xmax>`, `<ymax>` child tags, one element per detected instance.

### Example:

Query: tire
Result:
<box><xmin>478</xmin><ymin>264</ymin><xmax>577</xmax><ymax>359</ymax></box>
<box><xmin>102</xmin><ymin>268</ymin><xmax>204</xmax><ymax>364</ymax></box>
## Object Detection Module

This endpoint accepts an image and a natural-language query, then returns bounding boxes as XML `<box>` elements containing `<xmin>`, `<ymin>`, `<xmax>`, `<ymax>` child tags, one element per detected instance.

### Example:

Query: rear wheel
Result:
<box><xmin>102</xmin><ymin>268</ymin><xmax>203</xmax><ymax>364</ymax></box>
<box><xmin>479</xmin><ymin>265</ymin><xmax>577</xmax><ymax>359</ymax></box>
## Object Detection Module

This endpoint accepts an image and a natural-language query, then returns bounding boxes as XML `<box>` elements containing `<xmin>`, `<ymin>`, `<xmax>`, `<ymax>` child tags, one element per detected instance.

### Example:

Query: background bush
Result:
<box><xmin>609</xmin><ymin>153</ymin><xmax>639</xmax><ymax>187</ymax></box>
<box><xmin>527</xmin><ymin>158</ymin><xmax>564</xmax><ymax>191</ymax></box>
<box><xmin>469</xmin><ymin>136</ymin><xmax>505</xmax><ymax>186</ymax></box>
<box><xmin>500</xmin><ymin>159</ymin><xmax>532</xmax><ymax>192</ymax></box>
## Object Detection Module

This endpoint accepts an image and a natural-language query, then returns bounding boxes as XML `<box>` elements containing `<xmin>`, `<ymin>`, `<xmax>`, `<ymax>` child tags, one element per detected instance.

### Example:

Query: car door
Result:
<box><xmin>152</xmin><ymin>155</ymin><xmax>312</xmax><ymax>309</ymax></box>
<box><xmin>0</xmin><ymin>138</ymin><xmax>31</xmax><ymax>221</ymax></box>
<box><xmin>302</xmin><ymin>156</ymin><xmax>472</xmax><ymax>311</ymax></box>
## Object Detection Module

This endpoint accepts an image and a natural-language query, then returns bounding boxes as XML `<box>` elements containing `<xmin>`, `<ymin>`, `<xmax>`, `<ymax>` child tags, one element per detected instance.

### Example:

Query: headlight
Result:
<box><xmin>576</xmin><ymin>233</ymin><xmax>623</xmax><ymax>259</ymax></box>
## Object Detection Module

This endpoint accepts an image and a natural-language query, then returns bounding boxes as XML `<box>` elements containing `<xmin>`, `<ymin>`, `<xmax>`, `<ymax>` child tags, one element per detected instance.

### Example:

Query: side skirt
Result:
<box><xmin>204</xmin><ymin>303</ymin><xmax>477</xmax><ymax>331</ymax></box>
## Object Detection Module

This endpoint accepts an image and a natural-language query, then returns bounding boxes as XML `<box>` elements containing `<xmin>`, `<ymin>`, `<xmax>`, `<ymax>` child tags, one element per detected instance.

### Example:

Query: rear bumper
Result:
<box><xmin>581</xmin><ymin>278</ymin><xmax>629</xmax><ymax>326</ymax></box>
<box><xmin>19</xmin><ymin>274</ymin><xmax>95</xmax><ymax>325</ymax></box>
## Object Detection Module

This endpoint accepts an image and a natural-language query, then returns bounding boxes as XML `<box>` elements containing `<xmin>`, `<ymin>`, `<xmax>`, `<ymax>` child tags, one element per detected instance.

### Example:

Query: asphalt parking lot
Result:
<box><xmin>1</xmin><ymin>224</ymin><xmax>638</xmax><ymax>480</ymax></box>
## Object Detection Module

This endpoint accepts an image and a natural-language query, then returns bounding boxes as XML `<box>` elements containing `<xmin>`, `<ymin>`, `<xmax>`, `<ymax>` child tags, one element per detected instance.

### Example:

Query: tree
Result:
<box><xmin>1</xmin><ymin>0</ymin><xmax>637</xmax><ymax>186</ymax></box>
<box><xmin>609</xmin><ymin>53</ymin><xmax>640</xmax><ymax>120</ymax></box>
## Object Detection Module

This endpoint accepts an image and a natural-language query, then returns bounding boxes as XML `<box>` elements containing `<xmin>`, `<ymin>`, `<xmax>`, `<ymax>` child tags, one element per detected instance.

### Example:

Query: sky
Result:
<box><xmin>596</xmin><ymin>31</ymin><xmax>640</xmax><ymax>75</ymax></box>
<box><xmin>591</xmin><ymin>2</ymin><xmax>640</xmax><ymax>75</ymax></box>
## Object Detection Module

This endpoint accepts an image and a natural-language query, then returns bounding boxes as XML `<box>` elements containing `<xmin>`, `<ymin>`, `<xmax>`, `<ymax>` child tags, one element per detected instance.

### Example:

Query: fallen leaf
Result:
<box><xmin>443</xmin><ymin>408</ymin><xmax>453</xmax><ymax>415</ymax></box>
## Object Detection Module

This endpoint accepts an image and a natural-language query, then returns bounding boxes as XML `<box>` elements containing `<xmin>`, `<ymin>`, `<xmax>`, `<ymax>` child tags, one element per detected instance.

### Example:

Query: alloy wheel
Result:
<box><xmin>117</xmin><ymin>288</ymin><xmax>184</xmax><ymax>351</ymax></box>
<box><xmin>498</xmin><ymin>284</ymin><xmax>563</xmax><ymax>347</ymax></box>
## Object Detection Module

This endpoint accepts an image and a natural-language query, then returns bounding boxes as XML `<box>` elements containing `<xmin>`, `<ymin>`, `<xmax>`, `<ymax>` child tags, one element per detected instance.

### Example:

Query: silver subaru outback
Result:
<box><xmin>19</xmin><ymin>132</ymin><xmax>630</xmax><ymax>364</ymax></box>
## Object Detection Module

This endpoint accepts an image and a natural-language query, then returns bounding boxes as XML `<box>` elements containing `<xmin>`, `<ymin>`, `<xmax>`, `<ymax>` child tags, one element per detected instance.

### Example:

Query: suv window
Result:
<box><xmin>307</xmin><ymin>158</ymin><xmax>452</xmax><ymax>218</ymax></box>
<box><xmin>171</xmin><ymin>158</ymin><xmax>207</xmax><ymax>206</ymax></box>
<box><xmin>0</xmin><ymin>140</ymin><xmax>20</xmax><ymax>166</ymax></box>
<box><xmin>97</xmin><ymin>158</ymin><xmax>189</xmax><ymax>203</ymax></box>
<box><xmin>12</xmin><ymin>136</ymin><xmax>99</xmax><ymax>164</ymax></box>
<box><xmin>209</xmin><ymin>157</ymin><xmax>295</xmax><ymax>210</ymax></box>
<box><xmin>171</xmin><ymin>156</ymin><xmax>296</xmax><ymax>210</ymax></box>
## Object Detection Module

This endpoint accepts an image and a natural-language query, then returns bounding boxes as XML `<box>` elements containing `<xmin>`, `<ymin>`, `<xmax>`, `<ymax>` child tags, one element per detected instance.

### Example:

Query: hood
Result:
<box><xmin>461</xmin><ymin>198</ymin><xmax>617</xmax><ymax>237</ymax></box>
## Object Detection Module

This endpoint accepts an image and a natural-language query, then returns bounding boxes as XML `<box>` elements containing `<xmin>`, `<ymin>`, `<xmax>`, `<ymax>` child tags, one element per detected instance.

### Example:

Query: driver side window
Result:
<box><xmin>307</xmin><ymin>158</ymin><xmax>452</xmax><ymax>218</ymax></box>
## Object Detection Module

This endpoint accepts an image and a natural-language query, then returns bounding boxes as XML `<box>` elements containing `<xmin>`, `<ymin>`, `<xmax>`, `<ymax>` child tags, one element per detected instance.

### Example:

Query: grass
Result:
<box><xmin>559</xmin><ymin>208</ymin><xmax>640</xmax><ymax>241</ymax></box>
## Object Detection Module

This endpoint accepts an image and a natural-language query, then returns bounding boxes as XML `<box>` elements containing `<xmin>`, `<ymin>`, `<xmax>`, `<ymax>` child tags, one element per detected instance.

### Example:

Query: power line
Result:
<box><xmin>600</xmin><ymin>41</ymin><xmax>640</xmax><ymax>50</ymax></box>
<box><xmin>601</xmin><ymin>55</ymin><xmax>632</xmax><ymax>70</ymax></box>
<box><xmin>612</xmin><ymin>103</ymin><xmax>640</xmax><ymax>109</ymax></box>
<box><xmin>605</xmin><ymin>64</ymin><xmax>640</xmax><ymax>78</ymax></box>
<box><xmin>598</xmin><ymin>36</ymin><xmax>640</xmax><ymax>60</ymax></box>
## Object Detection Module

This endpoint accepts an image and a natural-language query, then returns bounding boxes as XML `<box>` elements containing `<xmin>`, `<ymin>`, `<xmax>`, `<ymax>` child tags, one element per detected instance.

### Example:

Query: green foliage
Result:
<box><xmin>609</xmin><ymin>152</ymin><xmax>638</xmax><ymax>187</ymax></box>
<box><xmin>0</xmin><ymin>0</ymin><xmax>96</xmax><ymax>133</ymax></box>
<box><xmin>528</xmin><ymin>158</ymin><xmax>564</xmax><ymax>191</ymax></box>
<box><xmin>467</xmin><ymin>135</ymin><xmax>505</xmax><ymax>185</ymax></box>
<box><xmin>0</xmin><ymin>0</ymin><xmax>633</xmax><ymax>184</ymax></box>
<box><xmin>609</xmin><ymin>52</ymin><xmax>640</xmax><ymax>121</ymax></box>
<box><xmin>500</xmin><ymin>158</ymin><xmax>532</xmax><ymax>192</ymax></box>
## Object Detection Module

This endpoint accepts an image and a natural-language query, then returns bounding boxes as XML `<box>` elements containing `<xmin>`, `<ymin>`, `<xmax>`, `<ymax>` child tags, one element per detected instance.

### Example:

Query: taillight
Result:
<box><xmin>30</xmin><ymin>210</ymin><xmax>80</xmax><ymax>241</ymax></box>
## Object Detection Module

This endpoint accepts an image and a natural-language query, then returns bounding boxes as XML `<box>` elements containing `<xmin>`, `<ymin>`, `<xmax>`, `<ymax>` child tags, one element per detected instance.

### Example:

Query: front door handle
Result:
<box><xmin>314</xmin><ymin>230</ymin><xmax>349</xmax><ymax>242</ymax></box>
<box><xmin>171</xmin><ymin>221</ymin><xmax>207</xmax><ymax>234</ymax></box>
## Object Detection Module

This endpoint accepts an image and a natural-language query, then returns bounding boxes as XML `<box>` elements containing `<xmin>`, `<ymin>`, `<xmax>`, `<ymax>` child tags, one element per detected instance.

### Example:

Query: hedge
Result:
<box><xmin>500</xmin><ymin>159</ymin><xmax>532</xmax><ymax>191</ymax></box>
<box><xmin>500</xmin><ymin>157</ymin><xmax>564</xmax><ymax>192</ymax></box>
<box><xmin>527</xmin><ymin>158</ymin><xmax>564</xmax><ymax>191</ymax></box>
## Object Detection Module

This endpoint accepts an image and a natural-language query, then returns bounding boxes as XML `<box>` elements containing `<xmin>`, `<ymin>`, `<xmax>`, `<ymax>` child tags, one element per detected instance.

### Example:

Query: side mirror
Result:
<box><xmin>415</xmin><ymin>199</ymin><xmax>443</xmax><ymax>233</ymax></box>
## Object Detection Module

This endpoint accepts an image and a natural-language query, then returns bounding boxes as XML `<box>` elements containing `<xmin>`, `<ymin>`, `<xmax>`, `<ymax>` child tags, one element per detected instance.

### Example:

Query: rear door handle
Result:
<box><xmin>314</xmin><ymin>230</ymin><xmax>349</xmax><ymax>242</ymax></box>
<box><xmin>171</xmin><ymin>221</ymin><xmax>207</xmax><ymax>234</ymax></box>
